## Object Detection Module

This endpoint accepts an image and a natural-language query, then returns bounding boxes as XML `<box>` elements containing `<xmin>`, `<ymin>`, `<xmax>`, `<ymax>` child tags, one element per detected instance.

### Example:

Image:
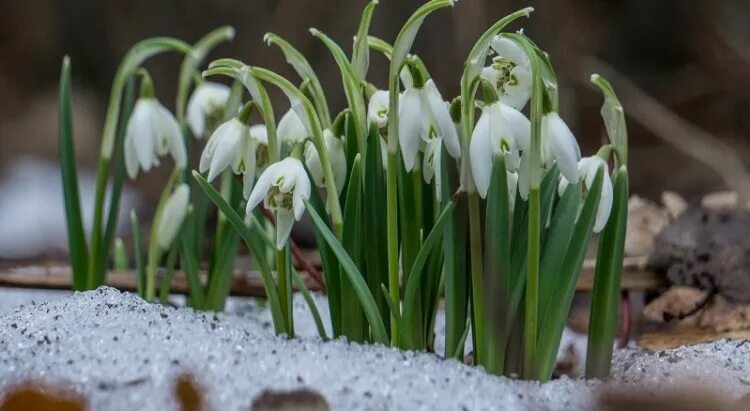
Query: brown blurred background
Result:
<box><xmin>0</xmin><ymin>0</ymin><xmax>749</xmax><ymax>257</ymax></box>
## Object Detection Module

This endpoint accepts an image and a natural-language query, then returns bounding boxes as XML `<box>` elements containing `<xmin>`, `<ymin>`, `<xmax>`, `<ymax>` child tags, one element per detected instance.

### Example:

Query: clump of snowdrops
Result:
<box><xmin>60</xmin><ymin>1</ymin><xmax>628</xmax><ymax>381</ymax></box>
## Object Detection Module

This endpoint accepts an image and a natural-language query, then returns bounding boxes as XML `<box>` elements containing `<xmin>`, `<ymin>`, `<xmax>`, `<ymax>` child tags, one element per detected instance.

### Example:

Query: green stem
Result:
<box><xmin>386</xmin><ymin>151</ymin><xmax>400</xmax><ymax>345</ymax></box>
<box><xmin>524</xmin><ymin>187</ymin><xmax>541</xmax><ymax>378</ymax></box>
<box><xmin>277</xmin><ymin>245</ymin><xmax>294</xmax><ymax>337</ymax></box>
<box><xmin>467</xmin><ymin>192</ymin><xmax>485</xmax><ymax>366</ymax></box>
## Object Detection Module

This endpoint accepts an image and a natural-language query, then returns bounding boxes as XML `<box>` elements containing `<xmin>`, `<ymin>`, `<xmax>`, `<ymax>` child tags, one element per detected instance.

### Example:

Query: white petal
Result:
<box><xmin>544</xmin><ymin>113</ymin><xmax>579</xmax><ymax>184</ymax></box>
<box><xmin>249</xmin><ymin>124</ymin><xmax>268</xmax><ymax>145</ymax></box>
<box><xmin>277</xmin><ymin>158</ymin><xmax>299</xmax><ymax>193</ymax></box>
<box><xmin>304</xmin><ymin>141</ymin><xmax>324</xmax><ymax>187</ymax></box>
<box><xmin>422</xmin><ymin>139</ymin><xmax>440</xmax><ymax>184</ymax></box>
<box><xmin>367</xmin><ymin>90</ymin><xmax>389</xmax><ymax>129</ymax></box>
<box><xmin>490</xmin><ymin>36</ymin><xmax>529</xmax><ymax>68</ymax></box>
<box><xmin>124</xmin><ymin>133</ymin><xmax>140</xmax><ymax>180</ymax></box>
<box><xmin>129</xmin><ymin>100</ymin><xmax>158</xmax><ymax>173</ymax></box>
<box><xmin>469</xmin><ymin>111</ymin><xmax>495</xmax><ymax>199</ymax></box>
<box><xmin>293</xmin><ymin>163</ymin><xmax>311</xmax><ymax>220</ymax></box>
<box><xmin>156</xmin><ymin>184</ymin><xmax>190</xmax><ymax>250</ymax></box>
<box><xmin>275</xmin><ymin>209</ymin><xmax>295</xmax><ymax>250</ymax></box>
<box><xmin>155</xmin><ymin>104</ymin><xmax>186</xmax><ymax>169</ymax></box>
<box><xmin>502</xmin><ymin>65</ymin><xmax>532</xmax><ymax>110</ymax></box>
<box><xmin>327</xmin><ymin>133</ymin><xmax>348</xmax><ymax>194</ymax></box>
<box><xmin>199</xmin><ymin>132</ymin><xmax>220</xmax><ymax>174</ymax></box>
<box><xmin>507</xmin><ymin>171</ymin><xmax>519</xmax><ymax>207</ymax></box>
<box><xmin>499</xmin><ymin>103</ymin><xmax>530</xmax><ymax>152</ymax></box>
<box><xmin>246</xmin><ymin>162</ymin><xmax>280</xmax><ymax>214</ymax></box>
<box><xmin>594</xmin><ymin>172</ymin><xmax>613</xmax><ymax>233</ymax></box>
<box><xmin>398</xmin><ymin>89</ymin><xmax>423</xmax><ymax>171</ymax></box>
<box><xmin>557</xmin><ymin>175</ymin><xmax>570</xmax><ymax>197</ymax></box>
<box><xmin>424</xmin><ymin>80</ymin><xmax>460</xmax><ymax>159</ymax></box>
<box><xmin>277</xmin><ymin>108</ymin><xmax>308</xmax><ymax>145</ymax></box>
<box><xmin>187</xmin><ymin>82</ymin><xmax>231</xmax><ymax>138</ymax></box>
<box><xmin>208</xmin><ymin>120</ymin><xmax>243</xmax><ymax>182</ymax></box>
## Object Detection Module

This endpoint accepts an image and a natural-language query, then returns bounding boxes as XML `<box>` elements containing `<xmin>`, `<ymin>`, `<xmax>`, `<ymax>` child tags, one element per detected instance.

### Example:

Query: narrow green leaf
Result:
<box><xmin>305</xmin><ymin>201</ymin><xmax>389</xmax><ymax>345</ymax></box>
<box><xmin>380</xmin><ymin>283</ymin><xmax>404</xmax><ymax>329</ymax></box>
<box><xmin>536</xmin><ymin>168</ymin><xmax>604</xmax><ymax>381</ymax></box>
<box><xmin>591</xmin><ymin>74</ymin><xmax>628</xmax><ymax>166</ymax></box>
<box><xmin>264</xmin><ymin>33</ymin><xmax>331</xmax><ymax>129</ymax></box>
<box><xmin>352</xmin><ymin>1</ymin><xmax>378</xmax><ymax>82</ymax></box>
<box><xmin>192</xmin><ymin>171</ymin><xmax>286</xmax><ymax>334</ymax></box>
<box><xmin>58</xmin><ymin>57</ymin><xmax>89</xmax><ymax>290</ymax></box>
<box><xmin>367</xmin><ymin>35</ymin><xmax>393</xmax><ymax>59</ymax></box>
<box><xmin>181</xmin><ymin>213</ymin><xmax>205</xmax><ymax>309</ymax></box>
<box><xmin>159</xmin><ymin>240</ymin><xmax>180</xmax><ymax>305</ymax></box>
<box><xmin>401</xmin><ymin>201</ymin><xmax>456</xmax><ymax>348</ymax></box>
<box><xmin>484</xmin><ymin>156</ymin><xmax>511</xmax><ymax>375</ymax></box>
<box><xmin>586</xmin><ymin>167</ymin><xmax>629</xmax><ymax>379</ymax></box>
<box><xmin>113</xmin><ymin>238</ymin><xmax>128</xmax><ymax>271</ymax></box>
<box><xmin>452</xmin><ymin>318</ymin><xmax>472</xmax><ymax>360</ymax></box>
<box><xmin>310</xmin><ymin>28</ymin><xmax>367</xmax><ymax>155</ymax></box>
<box><xmin>340</xmin><ymin>156</ymin><xmax>367</xmax><ymax>342</ymax></box>
<box><xmin>307</xmin><ymin>180</ymin><xmax>342</xmax><ymax>336</ymax></box>
<box><xmin>441</xmin><ymin>146</ymin><xmax>468</xmax><ymax>359</ymax></box>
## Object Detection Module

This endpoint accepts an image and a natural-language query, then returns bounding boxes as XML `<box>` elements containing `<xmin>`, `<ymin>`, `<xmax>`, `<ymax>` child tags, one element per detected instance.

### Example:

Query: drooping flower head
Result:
<box><xmin>187</xmin><ymin>81</ymin><xmax>231</xmax><ymax>138</ymax></box>
<box><xmin>558</xmin><ymin>156</ymin><xmax>613</xmax><ymax>233</ymax></box>
<box><xmin>367</xmin><ymin>90</ymin><xmax>389</xmax><ymax>130</ymax></box>
<box><xmin>199</xmin><ymin>104</ymin><xmax>258</xmax><ymax>198</ymax></box>
<box><xmin>246</xmin><ymin>157</ymin><xmax>311</xmax><ymax>249</ymax></box>
<box><xmin>481</xmin><ymin>36</ymin><xmax>532</xmax><ymax>110</ymax></box>
<box><xmin>124</xmin><ymin>98</ymin><xmax>186</xmax><ymax>180</ymax></box>
<box><xmin>398</xmin><ymin>74</ymin><xmax>461</xmax><ymax>172</ymax></box>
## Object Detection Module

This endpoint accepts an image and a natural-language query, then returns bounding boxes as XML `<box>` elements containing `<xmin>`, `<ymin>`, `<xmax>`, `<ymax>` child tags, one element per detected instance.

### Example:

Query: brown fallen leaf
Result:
<box><xmin>637</xmin><ymin>323</ymin><xmax>750</xmax><ymax>351</ymax></box>
<box><xmin>0</xmin><ymin>383</ymin><xmax>86</xmax><ymax>411</ymax></box>
<box><xmin>175</xmin><ymin>374</ymin><xmax>203</xmax><ymax>411</ymax></box>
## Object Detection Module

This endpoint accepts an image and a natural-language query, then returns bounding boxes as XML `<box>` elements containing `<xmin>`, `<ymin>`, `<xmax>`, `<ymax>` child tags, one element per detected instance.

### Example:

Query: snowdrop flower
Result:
<box><xmin>304</xmin><ymin>129</ymin><xmax>346</xmax><ymax>196</ymax></box>
<box><xmin>541</xmin><ymin>112</ymin><xmax>580</xmax><ymax>185</ymax></box>
<box><xmin>156</xmin><ymin>184</ymin><xmax>190</xmax><ymax>251</ymax></box>
<box><xmin>124</xmin><ymin>98</ymin><xmax>186</xmax><ymax>180</ymax></box>
<box><xmin>469</xmin><ymin>100</ymin><xmax>530</xmax><ymax>198</ymax></box>
<box><xmin>199</xmin><ymin>118</ymin><xmax>256</xmax><ymax>198</ymax></box>
<box><xmin>277</xmin><ymin>108</ymin><xmax>308</xmax><ymax>147</ymax></box>
<box><xmin>398</xmin><ymin>79</ymin><xmax>460</xmax><ymax>172</ymax></box>
<box><xmin>558</xmin><ymin>156</ymin><xmax>613</xmax><ymax>233</ymax></box>
<box><xmin>367</xmin><ymin>90</ymin><xmax>389</xmax><ymax>129</ymax></box>
<box><xmin>187</xmin><ymin>82</ymin><xmax>231</xmax><ymax>138</ymax></box>
<box><xmin>481</xmin><ymin>36</ymin><xmax>532</xmax><ymax>110</ymax></box>
<box><xmin>246</xmin><ymin>157</ymin><xmax>311</xmax><ymax>249</ymax></box>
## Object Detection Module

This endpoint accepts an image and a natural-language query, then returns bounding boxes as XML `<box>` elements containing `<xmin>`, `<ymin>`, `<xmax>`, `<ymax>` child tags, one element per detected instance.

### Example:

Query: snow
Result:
<box><xmin>0</xmin><ymin>287</ymin><xmax>748</xmax><ymax>410</ymax></box>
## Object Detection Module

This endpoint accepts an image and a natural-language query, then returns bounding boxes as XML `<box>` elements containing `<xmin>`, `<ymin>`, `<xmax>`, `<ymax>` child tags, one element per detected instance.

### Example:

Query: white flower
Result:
<box><xmin>480</xmin><ymin>37</ymin><xmax>532</xmax><ymax>110</ymax></box>
<box><xmin>199</xmin><ymin>118</ymin><xmax>256</xmax><ymax>198</ymax></box>
<box><xmin>558</xmin><ymin>156</ymin><xmax>613</xmax><ymax>233</ymax></box>
<box><xmin>277</xmin><ymin>108</ymin><xmax>308</xmax><ymax>146</ymax></box>
<box><xmin>246</xmin><ymin>157</ymin><xmax>311</xmax><ymax>249</ymax></box>
<box><xmin>542</xmin><ymin>112</ymin><xmax>580</xmax><ymax>185</ymax></box>
<box><xmin>156</xmin><ymin>184</ymin><xmax>190</xmax><ymax>251</ymax></box>
<box><xmin>469</xmin><ymin>100</ymin><xmax>530</xmax><ymax>198</ymax></box>
<box><xmin>124</xmin><ymin>98</ymin><xmax>186</xmax><ymax>180</ymax></box>
<box><xmin>305</xmin><ymin>129</ymin><xmax>347</xmax><ymax>196</ymax></box>
<box><xmin>187</xmin><ymin>82</ymin><xmax>231</xmax><ymax>138</ymax></box>
<box><xmin>398</xmin><ymin>79</ymin><xmax>460</xmax><ymax>171</ymax></box>
<box><xmin>367</xmin><ymin>90</ymin><xmax>389</xmax><ymax>129</ymax></box>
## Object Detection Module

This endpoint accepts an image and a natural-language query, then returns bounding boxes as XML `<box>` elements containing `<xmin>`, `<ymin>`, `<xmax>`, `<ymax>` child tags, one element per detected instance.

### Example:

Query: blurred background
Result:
<box><xmin>1</xmin><ymin>0</ymin><xmax>749</xmax><ymax>260</ymax></box>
